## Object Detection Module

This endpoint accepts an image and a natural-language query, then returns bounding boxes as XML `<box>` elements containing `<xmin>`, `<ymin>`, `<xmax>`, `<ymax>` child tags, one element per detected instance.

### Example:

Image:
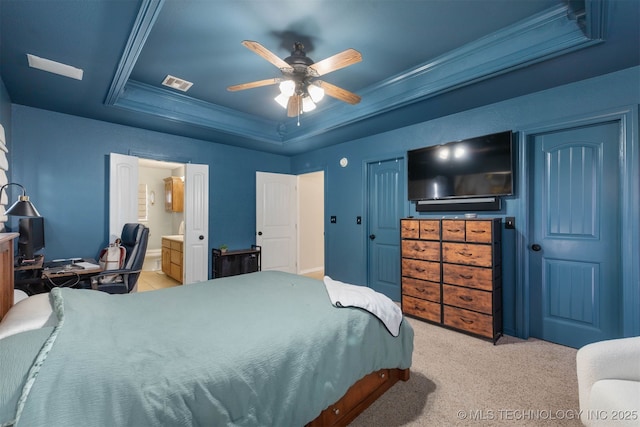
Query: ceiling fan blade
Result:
<box><xmin>227</xmin><ymin>78</ymin><xmax>282</xmax><ymax>92</ymax></box>
<box><xmin>313</xmin><ymin>81</ymin><xmax>361</xmax><ymax>105</ymax></box>
<box><xmin>308</xmin><ymin>48</ymin><xmax>362</xmax><ymax>77</ymax></box>
<box><xmin>287</xmin><ymin>95</ymin><xmax>301</xmax><ymax>117</ymax></box>
<box><xmin>241</xmin><ymin>40</ymin><xmax>293</xmax><ymax>72</ymax></box>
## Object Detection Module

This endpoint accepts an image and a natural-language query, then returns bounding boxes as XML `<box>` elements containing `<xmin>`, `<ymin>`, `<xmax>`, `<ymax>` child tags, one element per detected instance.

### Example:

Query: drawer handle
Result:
<box><xmin>422</xmin><ymin>228</ymin><xmax>436</xmax><ymax>232</ymax></box>
<box><xmin>471</xmin><ymin>230</ymin><xmax>486</xmax><ymax>233</ymax></box>
<box><xmin>333</xmin><ymin>408</ymin><xmax>340</xmax><ymax>416</ymax></box>
<box><xmin>379</xmin><ymin>372</ymin><xmax>386</xmax><ymax>379</ymax></box>
<box><xmin>457</xmin><ymin>251</ymin><xmax>473</xmax><ymax>258</ymax></box>
<box><xmin>413</xmin><ymin>305</ymin><xmax>426</xmax><ymax>312</ymax></box>
<box><xmin>459</xmin><ymin>274</ymin><xmax>473</xmax><ymax>279</ymax></box>
<box><xmin>415</xmin><ymin>267</ymin><xmax>426</xmax><ymax>273</ymax></box>
<box><xmin>416</xmin><ymin>288</ymin><xmax>426</xmax><ymax>293</ymax></box>
<box><xmin>460</xmin><ymin>317</ymin><xmax>474</xmax><ymax>325</ymax></box>
<box><xmin>447</xmin><ymin>228</ymin><xmax>462</xmax><ymax>233</ymax></box>
<box><xmin>459</xmin><ymin>295</ymin><xmax>473</xmax><ymax>302</ymax></box>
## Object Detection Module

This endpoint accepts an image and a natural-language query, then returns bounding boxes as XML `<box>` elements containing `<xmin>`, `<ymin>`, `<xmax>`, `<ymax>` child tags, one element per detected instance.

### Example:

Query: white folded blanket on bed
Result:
<box><xmin>323</xmin><ymin>276</ymin><xmax>403</xmax><ymax>337</ymax></box>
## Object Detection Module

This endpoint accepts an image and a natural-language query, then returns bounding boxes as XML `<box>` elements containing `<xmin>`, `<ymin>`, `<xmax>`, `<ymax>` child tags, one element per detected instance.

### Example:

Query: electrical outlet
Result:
<box><xmin>356</xmin><ymin>216</ymin><xmax>362</xmax><ymax>224</ymax></box>
<box><xmin>330</xmin><ymin>216</ymin><xmax>337</xmax><ymax>224</ymax></box>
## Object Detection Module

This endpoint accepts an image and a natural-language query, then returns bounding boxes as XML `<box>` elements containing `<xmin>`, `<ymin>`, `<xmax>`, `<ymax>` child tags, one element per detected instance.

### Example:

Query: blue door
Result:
<box><xmin>367</xmin><ymin>158</ymin><xmax>404</xmax><ymax>301</ymax></box>
<box><xmin>529</xmin><ymin>121</ymin><xmax>621</xmax><ymax>348</ymax></box>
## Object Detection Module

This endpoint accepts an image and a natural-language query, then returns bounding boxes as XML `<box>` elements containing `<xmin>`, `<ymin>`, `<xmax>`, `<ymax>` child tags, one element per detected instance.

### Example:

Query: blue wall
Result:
<box><xmin>10</xmin><ymin>106</ymin><xmax>291</xmax><ymax>264</ymax></box>
<box><xmin>0</xmin><ymin>80</ymin><xmax>10</xmax><ymax>140</ymax></box>
<box><xmin>7</xmin><ymin>66</ymin><xmax>639</xmax><ymax>338</ymax></box>
<box><xmin>0</xmin><ymin>77</ymin><xmax>14</xmax><ymax>231</ymax></box>
<box><xmin>291</xmin><ymin>66</ymin><xmax>640</xmax><ymax>337</ymax></box>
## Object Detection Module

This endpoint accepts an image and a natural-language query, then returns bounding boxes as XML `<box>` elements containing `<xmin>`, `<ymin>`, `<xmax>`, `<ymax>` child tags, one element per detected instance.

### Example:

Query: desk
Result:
<box><xmin>15</xmin><ymin>258</ymin><xmax>102</xmax><ymax>294</ymax></box>
<box><xmin>42</xmin><ymin>260</ymin><xmax>102</xmax><ymax>289</ymax></box>
<box><xmin>14</xmin><ymin>254</ymin><xmax>46</xmax><ymax>295</ymax></box>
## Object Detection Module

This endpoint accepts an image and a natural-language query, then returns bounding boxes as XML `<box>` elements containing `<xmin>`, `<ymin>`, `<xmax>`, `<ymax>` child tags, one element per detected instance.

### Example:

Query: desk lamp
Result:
<box><xmin>0</xmin><ymin>183</ymin><xmax>41</xmax><ymax>217</ymax></box>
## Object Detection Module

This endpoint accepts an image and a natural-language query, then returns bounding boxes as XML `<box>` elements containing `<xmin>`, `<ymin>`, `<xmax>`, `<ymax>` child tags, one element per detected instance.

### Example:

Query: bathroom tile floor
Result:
<box><xmin>138</xmin><ymin>271</ymin><xmax>181</xmax><ymax>292</ymax></box>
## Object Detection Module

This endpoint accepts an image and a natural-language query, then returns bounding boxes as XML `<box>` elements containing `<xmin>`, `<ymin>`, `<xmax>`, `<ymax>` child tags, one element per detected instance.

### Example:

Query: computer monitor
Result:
<box><xmin>18</xmin><ymin>217</ymin><xmax>45</xmax><ymax>261</ymax></box>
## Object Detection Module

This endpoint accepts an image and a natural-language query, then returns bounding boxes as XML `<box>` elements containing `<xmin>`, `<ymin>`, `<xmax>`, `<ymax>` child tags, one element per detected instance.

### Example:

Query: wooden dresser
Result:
<box><xmin>1</xmin><ymin>232</ymin><xmax>19</xmax><ymax>320</ymax></box>
<box><xmin>401</xmin><ymin>218</ymin><xmax>502</xmax><ymax>343</ymax></box>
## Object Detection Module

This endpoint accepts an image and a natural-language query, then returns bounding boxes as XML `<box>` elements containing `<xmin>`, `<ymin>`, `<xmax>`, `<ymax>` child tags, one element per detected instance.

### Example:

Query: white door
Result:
<box><xmin>183</xmin><ymin>163</ymin><xmax>209</xmax><ymax>284</ymax></box>
<box><xmin>109</xmin><ymin>153</ymin><xmax>138</xmax><ymax>241</ymax></box>
<box><xmin>256</xmin><ymin>172</ymin><xmax>297</xmax><ymax>273</ymax></box>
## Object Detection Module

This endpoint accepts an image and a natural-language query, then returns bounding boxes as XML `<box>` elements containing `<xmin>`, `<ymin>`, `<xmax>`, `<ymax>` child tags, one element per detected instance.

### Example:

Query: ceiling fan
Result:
<box><xmin>227</xmin><ymin>40</ymin><xmax>362</xmax><ymax>118</ymax></box>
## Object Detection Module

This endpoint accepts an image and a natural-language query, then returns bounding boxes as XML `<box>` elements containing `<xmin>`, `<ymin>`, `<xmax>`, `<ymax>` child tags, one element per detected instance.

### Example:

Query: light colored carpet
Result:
<box><xmin>350</xmin><ymin>317</ymin><xmax>581</xmax><ymax>426</ymax></box>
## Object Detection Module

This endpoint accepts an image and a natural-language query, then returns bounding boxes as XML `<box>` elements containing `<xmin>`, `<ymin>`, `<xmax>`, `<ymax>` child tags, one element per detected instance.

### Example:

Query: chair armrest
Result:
<box><xmin>576</xmin><ymin>336</ymin><xmax>640</xmax><ymax>413</ymax></box>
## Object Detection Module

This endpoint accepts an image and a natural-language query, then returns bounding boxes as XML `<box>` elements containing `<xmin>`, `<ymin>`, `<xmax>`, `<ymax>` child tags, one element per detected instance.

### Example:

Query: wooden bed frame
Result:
<box><xmin>306</xmin><ymin>368</ymin><xmax>410</xmax><ymax>427</ymax></box>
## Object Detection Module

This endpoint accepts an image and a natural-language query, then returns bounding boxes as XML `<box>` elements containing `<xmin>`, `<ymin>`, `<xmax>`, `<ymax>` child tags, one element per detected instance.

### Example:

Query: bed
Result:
<box><xmin>0</xmin><ymin>271</ymin><xmax>413</xmax><ymax>426</ymax></box>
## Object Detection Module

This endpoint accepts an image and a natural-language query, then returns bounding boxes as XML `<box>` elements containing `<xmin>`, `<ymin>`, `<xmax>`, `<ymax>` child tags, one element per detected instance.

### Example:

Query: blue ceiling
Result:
<box><xmin>1</xmin><ymin>0</ymin><xmax>638</xmax><ymax>155</ymax></box>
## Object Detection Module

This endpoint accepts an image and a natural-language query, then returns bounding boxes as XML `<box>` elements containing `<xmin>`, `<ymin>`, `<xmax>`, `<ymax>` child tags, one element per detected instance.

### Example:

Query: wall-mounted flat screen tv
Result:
<box><xmin>407</xmin><ymin>131</ymin><xmax>514</xmax><ymax>201</ymax></box>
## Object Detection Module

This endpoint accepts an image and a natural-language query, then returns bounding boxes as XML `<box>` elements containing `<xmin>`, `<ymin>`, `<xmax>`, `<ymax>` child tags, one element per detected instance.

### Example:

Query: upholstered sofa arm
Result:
<box><xmin>576</xmin><ymin>336</ymin><xmax>640</xmax><ymax>423</ymax></box>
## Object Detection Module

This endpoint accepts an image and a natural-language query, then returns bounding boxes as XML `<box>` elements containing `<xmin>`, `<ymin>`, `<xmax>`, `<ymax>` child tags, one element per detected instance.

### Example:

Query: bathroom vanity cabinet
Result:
<box><xmin>162</xmin><ymin>236</ymin><xmax>183</xmax><ymax>283</ymax></box>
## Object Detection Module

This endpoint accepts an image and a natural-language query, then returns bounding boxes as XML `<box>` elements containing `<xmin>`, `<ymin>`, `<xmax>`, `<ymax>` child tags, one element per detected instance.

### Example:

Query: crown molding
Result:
<box><xmin>105</xmin><ymin>1</ymin><xmax>606</xmax><ymax>146</ymax></box>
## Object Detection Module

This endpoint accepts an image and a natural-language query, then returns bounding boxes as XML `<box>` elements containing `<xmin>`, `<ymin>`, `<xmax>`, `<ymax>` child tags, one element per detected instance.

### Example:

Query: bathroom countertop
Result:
<box><xmin>162</xmin><ymin>235</ymin><xmax>184</xmax><ymax>242</ymax></box>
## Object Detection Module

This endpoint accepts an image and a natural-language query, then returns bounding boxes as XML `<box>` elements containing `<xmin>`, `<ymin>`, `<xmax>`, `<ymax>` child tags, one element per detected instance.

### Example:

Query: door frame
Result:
<box><xmin>113</xmin><ymin>152</ymin><xmax>210</xmax><ymax>284</ymax></box>
<box><xmin>297</xmin><ymin>170</ymin><xmax>325</xmax><ymax>276</ymax></box>
<box><xmin>255</xmin><ymin>169</ymin><xmax>326</xmax><ymax>275</ymax></box>
<box><xmin>515</xmin><ymin>105</ymin><xmax>639</xmax><ymax>339</ymax></box>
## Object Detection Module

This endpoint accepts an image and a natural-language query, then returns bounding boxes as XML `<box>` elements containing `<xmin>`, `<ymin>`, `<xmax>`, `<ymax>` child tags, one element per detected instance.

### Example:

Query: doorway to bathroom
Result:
<box><xmin>138</xmin><ymin>158</ymin><xmax>185</xmax><ymax>279</ymax></box>
<box><xmin>110</xmin><ymin>153</ymin><xmax>209</xmax><ymax>286</ymax></box>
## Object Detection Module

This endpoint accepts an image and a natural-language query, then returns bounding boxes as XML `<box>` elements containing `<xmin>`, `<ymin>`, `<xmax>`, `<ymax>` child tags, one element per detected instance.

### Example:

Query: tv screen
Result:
<box><xmin>407</xmin><ymin>131</ymin><xmax>513</xmax><ymax>201</ymax></box>
<box><xmin>18</xmin><ymin>217</ymin><xmax>45</xmax><ymax>260</ymax></box>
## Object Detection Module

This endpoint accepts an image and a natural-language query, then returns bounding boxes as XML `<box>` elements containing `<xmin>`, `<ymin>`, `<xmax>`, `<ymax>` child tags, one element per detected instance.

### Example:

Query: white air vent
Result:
<box><xmin>162</xmin><ymin>75</ymin><xmax>193</xmax><ymax>92</ymax></box>
<box><xmin>27</xmin><ymin>54</ymin><xmax>84</xmax><ymax>80</ymax></box>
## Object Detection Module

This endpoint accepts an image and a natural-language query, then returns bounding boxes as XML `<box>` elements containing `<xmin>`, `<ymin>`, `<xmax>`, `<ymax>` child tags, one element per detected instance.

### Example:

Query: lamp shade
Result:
<box><xmin>1</xmin><ymin>183</ymin><xmax>41</xmax><ymax>217</ymax></box>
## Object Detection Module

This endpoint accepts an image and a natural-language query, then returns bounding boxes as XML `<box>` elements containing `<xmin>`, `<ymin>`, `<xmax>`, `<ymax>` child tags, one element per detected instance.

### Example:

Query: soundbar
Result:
<box><xmin>415</xmin><ymin>197</ymin><xmax>501</xmax><ymax>212</ymax></box>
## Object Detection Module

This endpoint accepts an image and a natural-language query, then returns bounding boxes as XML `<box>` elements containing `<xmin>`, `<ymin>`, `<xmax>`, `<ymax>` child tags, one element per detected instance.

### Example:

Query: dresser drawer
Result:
<box><xmin>402</xmin><ymin>258</ymin><xmax>440</xmax><ymax>282</ymax></box>
<box><xmin>443</xmin><ymin>284</ymin><xmax>492</xmax><ymax>314</ymax></box>
<box><xmin>465</xmin><ymin>220</ymin><xmax>494</xmax><ymax>243</ymax></box>
<box><xmin>443</xmin><ymin>263</ymin><xmax>494</xmax><ymax>291</ymax></box>
<box><xmin>441</xmin><ymin>220</ymin><xmax>465</xmax><ymax>241</ymax></box>
<box><xmin>402</xmin><ymin>295</ymin><xmax>441</xmax><ymax>323</ymax></box>
<box><xmin>419</xmin><ymin>220</ymin><xmax>440</xmax><ymax>240</ymax></box>
<box><xmin>402</xmin><ymin>277</ymin><xmax>440</xmax><ymax>303</ymax></box>
<box><xmin>402</xmin><ymin>240</ymin><xmax>440</xmax><ymax>261</ymax></box>
<box><xmin>442</xmin><ymin>242</ymin><xmax>492</xmax><ymax>267</ymax></box>
<box><xmin>443</xmin><ymin>305</ymin><xmax>493</xmax><ymax>339</ymax></box>
<box><xmin>401</xmin><ymin>220</ymin><xmax>419</xmax><ymax>239</ymax></box>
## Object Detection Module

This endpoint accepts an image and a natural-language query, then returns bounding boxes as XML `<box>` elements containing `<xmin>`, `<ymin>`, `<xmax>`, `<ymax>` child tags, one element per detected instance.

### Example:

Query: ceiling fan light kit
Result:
<box><xmin>228</xmin><ymin>40</ymin><xmax>362</xmax><ymax>121</ymax></box>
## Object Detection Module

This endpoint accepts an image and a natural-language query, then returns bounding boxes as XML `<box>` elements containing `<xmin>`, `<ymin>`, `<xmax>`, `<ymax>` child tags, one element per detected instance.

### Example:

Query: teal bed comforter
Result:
<box><xmin>1</xmin><ymin>271</ymin><xmax>413</xmax><ymax>427</ymax></box>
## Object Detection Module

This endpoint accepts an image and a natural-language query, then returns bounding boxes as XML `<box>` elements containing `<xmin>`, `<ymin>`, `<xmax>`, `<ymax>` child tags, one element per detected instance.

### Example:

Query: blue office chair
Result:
<box><xmin>89</xmin><ymin>223</ymin><xmax>149</xmax><ymax>294</ymax></box>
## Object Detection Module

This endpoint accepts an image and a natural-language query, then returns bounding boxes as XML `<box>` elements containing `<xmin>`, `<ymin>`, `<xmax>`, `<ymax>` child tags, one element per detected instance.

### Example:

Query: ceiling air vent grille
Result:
<box><xmin>162</xmin><ymin>75</ymin><xmax>193</xmax><ymax>92</ymax></box>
